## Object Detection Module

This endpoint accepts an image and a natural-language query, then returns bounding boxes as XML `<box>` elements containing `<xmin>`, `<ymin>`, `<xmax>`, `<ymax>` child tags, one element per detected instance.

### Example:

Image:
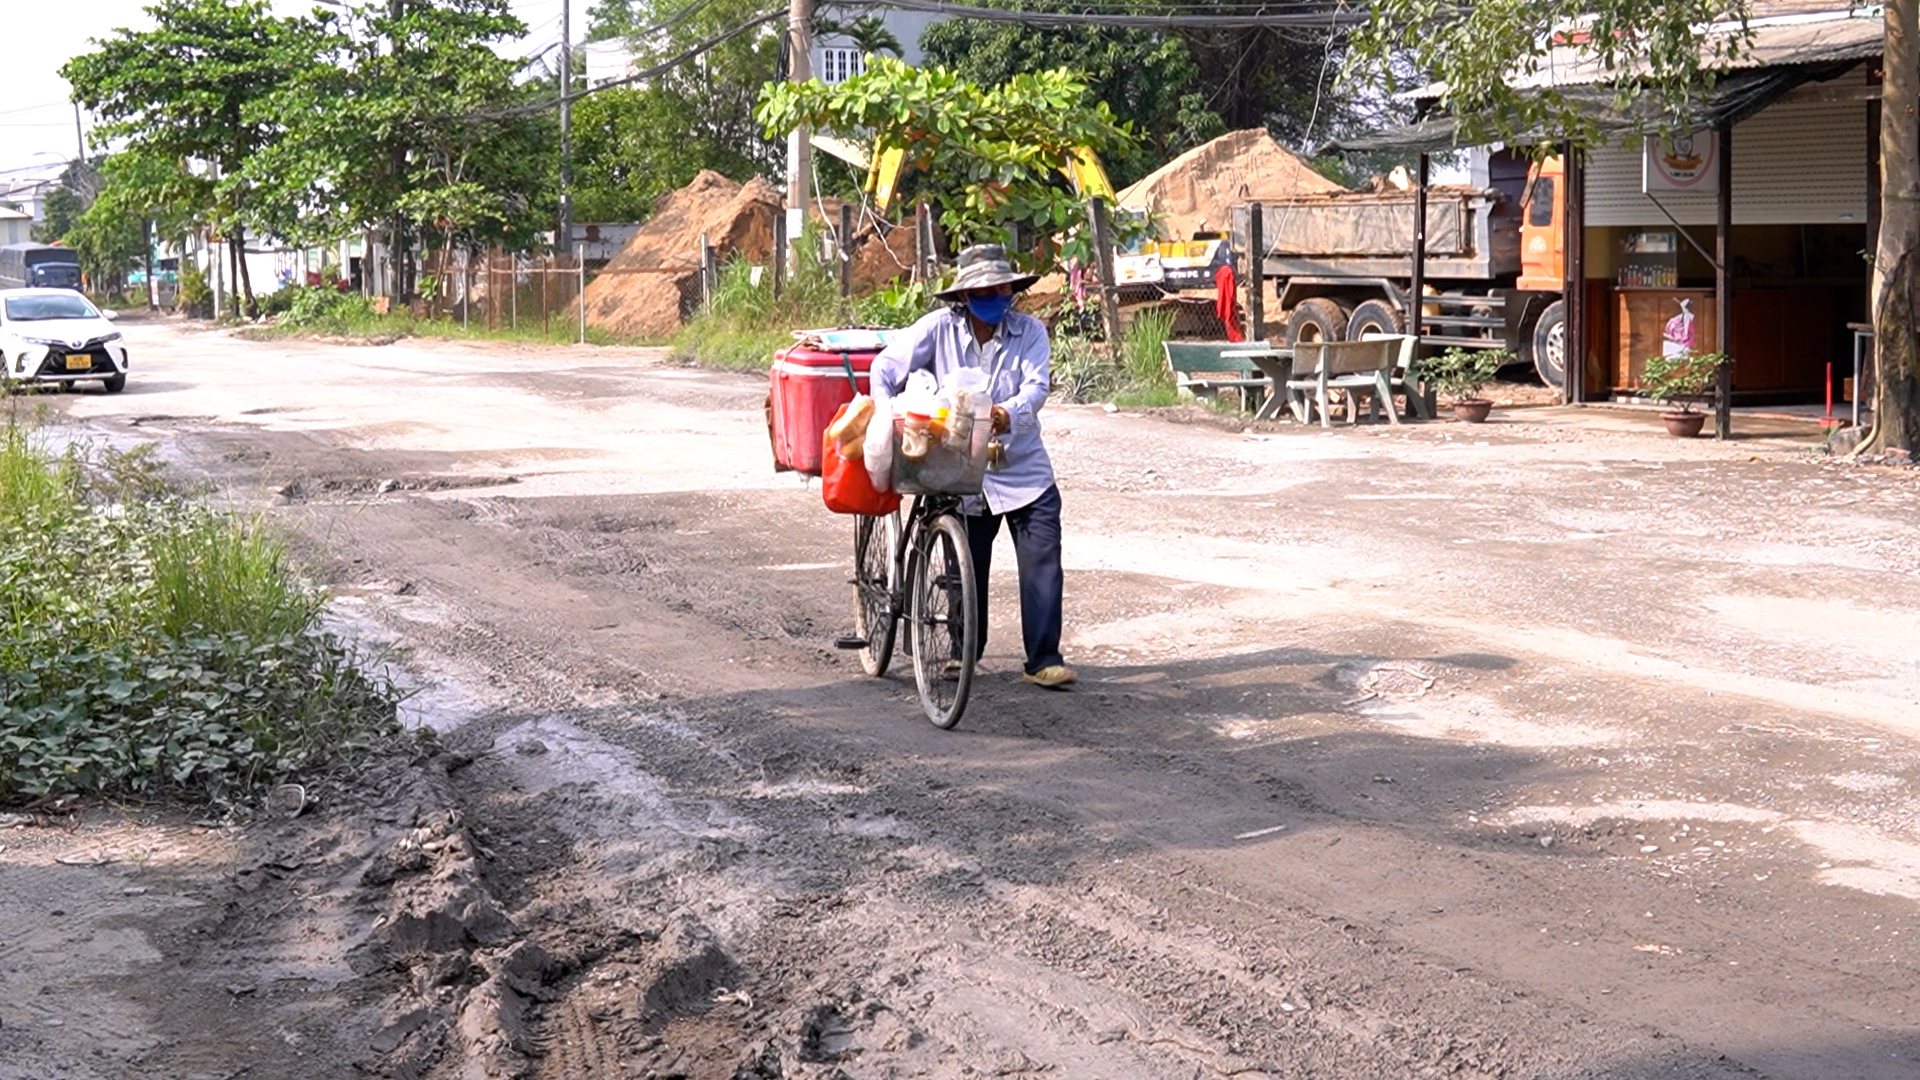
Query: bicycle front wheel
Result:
<box><xmin>908</xmin><ymin>512</ymin><xmax>978</xmax><ymax>730</ymax></box>
<box><xmin>852</xmin><ymin>512</ymin><xmax>898</xmax><ymax>677</ymax></box>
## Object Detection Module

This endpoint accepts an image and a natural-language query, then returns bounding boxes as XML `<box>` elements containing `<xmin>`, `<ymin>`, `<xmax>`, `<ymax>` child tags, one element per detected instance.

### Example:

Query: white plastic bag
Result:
<box><xmin>864</xmin><ymin>396</ymin><xmax>895</xmax><ymax>493</ymax></box>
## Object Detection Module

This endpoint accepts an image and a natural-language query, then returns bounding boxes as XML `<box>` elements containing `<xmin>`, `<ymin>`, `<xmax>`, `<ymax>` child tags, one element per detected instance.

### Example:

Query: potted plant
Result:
<box><xmin>1639</xmin><ymin>351</ymin><xmax>1723</xmax><ymax>437</ymax></box>
<box><xmin>1413</xmin><ymin>346</ymin><xmax>1509</xmax><ymax>422</ymax></box>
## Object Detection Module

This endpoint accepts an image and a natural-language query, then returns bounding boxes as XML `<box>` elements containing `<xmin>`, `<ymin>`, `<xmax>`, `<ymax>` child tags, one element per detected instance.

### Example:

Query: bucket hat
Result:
<box><xmin>934</xmin><ymin>243</ymin><xmax>1040</xmax><ymax>300</ymax></box>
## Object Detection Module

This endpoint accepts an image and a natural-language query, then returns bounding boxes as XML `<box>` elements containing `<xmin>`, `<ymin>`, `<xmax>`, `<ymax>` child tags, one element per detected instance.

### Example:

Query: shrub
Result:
<box><xmin>1640</xmin><ymin>351</ymin><xmax>1723</xmax><ymax>414</ymax></box>
<box><xmin>0</xmin><ymin>421</ymin><xmax>406</xmax><ymax>806</ymax></box>
<box><xmin>1414</xmin><ymin>346</ymin><xmax>1509</xmax><ymax>401</ymax></box>
<box><xmin>279</xmin><ymin>287</ymin><xmax>381</xmax><ymax>333</ymax></box>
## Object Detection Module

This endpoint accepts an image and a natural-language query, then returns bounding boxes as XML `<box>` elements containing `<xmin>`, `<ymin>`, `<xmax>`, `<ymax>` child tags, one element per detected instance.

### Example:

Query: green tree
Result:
<box><xmin>579</xmin><ymin>0</ymin><xmax>784</xmax><ymax>215</ymax></box>
<box><xmin>919</xmin><ymin>1</ymin><xmax>1364</xmax><ymax>188</ymax></box>
<box><xmin>815</xmin><ymin>13</ymin><xmax>902</xmax><ymax>58</ymax></box>
<box><xmin>919</xmin><ymin>6</ymin><xmax>1206</xmax><ymax>188</ymax></box>
<box><xmin>758</xmin><ymin>58</ymin><xmax>1139</xmax><ymax>266</ymax></box>
<box><xmin>247</xmin><ymin>0</ymin><xmax>544</xmax><ymax>298</ymax></box>
<box><xmin>62</xmin><ymin>0</ymin><xmax>314</xmax><ymax>316</ymax></box>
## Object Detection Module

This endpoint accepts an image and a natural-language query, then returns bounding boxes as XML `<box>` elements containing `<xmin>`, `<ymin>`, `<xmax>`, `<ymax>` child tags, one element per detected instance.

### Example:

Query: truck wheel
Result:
<box><xmin>1530</xmin><ymin>300</ymin><xmax>1567</xmax><ymax>388</ymax></box>
<box><xmin>1345</xmin><ymin>299</ymin><xmax>1404</xmax><ymax>340</ymax></box>
<box><xmin>1286</xmin><ymin>297</ymin><xmax>1349</xmax><ymax>346</ymax></box>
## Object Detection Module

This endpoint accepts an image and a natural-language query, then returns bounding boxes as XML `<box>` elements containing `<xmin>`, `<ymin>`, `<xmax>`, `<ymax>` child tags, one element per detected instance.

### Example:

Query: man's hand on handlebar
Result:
<box><xmin>991</xmin><ymin>405</ymin><xmax>1010</xmax><ymax>434</ymax></box>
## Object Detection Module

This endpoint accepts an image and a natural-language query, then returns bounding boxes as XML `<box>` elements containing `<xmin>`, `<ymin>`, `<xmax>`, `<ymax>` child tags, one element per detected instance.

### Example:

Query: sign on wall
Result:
<box><xmin>1643</xmin><ymin>130</ymin><xmax>1720</xmax><ymax>193</ymax></box>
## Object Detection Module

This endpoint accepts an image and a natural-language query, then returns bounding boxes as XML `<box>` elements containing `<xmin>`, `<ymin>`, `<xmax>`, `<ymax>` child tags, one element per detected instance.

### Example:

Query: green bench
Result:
<box><xmin>1162</xmin><ymin>341</ymin><xmax>1272</xmax><ymax>412</ymax></box>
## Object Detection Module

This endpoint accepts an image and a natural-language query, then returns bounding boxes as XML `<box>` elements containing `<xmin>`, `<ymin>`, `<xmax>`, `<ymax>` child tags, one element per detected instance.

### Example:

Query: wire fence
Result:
<box><xmin>423</xmin><ymin>247</ymin><xmax>588</xmax><ymax>338</ymax></box>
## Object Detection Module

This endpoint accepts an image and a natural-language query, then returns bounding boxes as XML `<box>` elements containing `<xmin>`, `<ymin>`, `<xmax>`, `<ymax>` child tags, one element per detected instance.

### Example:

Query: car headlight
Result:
<box><xmin>22</xmin><ymin>336</ymin><xmax>62</xmax><ymax>347</ymax></box>
<box><xmin>102</xmin><ymin>332</ymin><xmax>122</xmax><ymax>343</ymax></box>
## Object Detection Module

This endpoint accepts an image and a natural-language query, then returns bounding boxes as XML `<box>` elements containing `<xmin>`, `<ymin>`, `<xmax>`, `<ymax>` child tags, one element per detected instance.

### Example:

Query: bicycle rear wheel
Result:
<box><xmin>852</xmin><ymin>512</ymin><xmax>898</xmax><ymax>677</ymax></box>
<box><xmin>908</xmin><ymin>512</ymin><xmax>977</xmax><ymax>730</ymax></box>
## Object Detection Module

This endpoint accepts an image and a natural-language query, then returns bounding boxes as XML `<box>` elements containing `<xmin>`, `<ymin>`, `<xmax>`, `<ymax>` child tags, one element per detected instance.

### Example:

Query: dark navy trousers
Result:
<box><xmin>963</xmin><ymin>484</ymin><xmax>1065</xmax><ymax>675</ymax></box>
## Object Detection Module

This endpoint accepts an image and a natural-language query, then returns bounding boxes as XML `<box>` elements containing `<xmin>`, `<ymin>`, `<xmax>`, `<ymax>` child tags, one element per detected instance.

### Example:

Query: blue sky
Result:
<box><xmin>4</xmin><ymin>0</ymin><xmax>566</xmax><ymax>181</ymax></box>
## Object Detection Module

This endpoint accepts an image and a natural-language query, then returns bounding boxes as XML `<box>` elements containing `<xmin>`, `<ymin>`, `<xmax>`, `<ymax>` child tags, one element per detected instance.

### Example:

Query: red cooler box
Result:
<box><xmin>769</xmin><ymin>344</ymin><xmax>880</xmax><ymax>475</ymax></box>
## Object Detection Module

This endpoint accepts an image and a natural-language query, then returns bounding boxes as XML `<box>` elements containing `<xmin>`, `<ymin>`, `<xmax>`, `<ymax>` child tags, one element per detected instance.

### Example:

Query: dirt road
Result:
<box><xmin>4</xmin><ymin>315</ymin><xmax>1918</xmax><ymax>1080</ymax></box>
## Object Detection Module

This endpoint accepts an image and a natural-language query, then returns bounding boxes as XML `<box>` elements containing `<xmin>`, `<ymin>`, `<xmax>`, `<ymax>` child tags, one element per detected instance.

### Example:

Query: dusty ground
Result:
<box><xmin>3</xmin><ymin>314</ymin><xmax>1918</xmax><ymax>1080</ymax></box>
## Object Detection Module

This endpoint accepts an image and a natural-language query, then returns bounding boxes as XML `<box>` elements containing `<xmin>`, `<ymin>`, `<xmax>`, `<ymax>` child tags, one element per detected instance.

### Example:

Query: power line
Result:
<box><xmin>834</xmin><ymin>0</ymin><xmax>1370</xmax><ymax>28</ymax></box>
<box><xmin>469</xmin><ymin>6</ymin><xmax>788</xmax><ymax>118</ymax></box>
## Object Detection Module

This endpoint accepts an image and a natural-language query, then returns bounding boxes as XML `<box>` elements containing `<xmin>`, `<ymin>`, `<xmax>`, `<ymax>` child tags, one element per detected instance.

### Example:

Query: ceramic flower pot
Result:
<box><xmin>1452</xmin><ymin>399</ymin><xmax>1493</xmax><ymax>423</ymax></box>
<box><xmin>1661</xmin><ymin>411</ymin><xmax>1706</xmax><ymax>438</ymax></box>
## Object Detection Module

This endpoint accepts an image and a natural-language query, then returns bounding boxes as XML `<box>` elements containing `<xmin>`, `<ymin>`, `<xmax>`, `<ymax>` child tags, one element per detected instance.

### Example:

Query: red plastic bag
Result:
<box><xmin>820</xmin><ymin>407</ymin><xmax>901</xmax><ymax>517</ymax></box>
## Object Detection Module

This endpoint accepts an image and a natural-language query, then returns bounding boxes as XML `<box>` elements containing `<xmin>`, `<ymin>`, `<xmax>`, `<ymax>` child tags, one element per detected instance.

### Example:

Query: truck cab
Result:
<box><xmin>1516</xmin><ymin>155</ymin><xmax>1566</xmax><ymax>292</ymax></box>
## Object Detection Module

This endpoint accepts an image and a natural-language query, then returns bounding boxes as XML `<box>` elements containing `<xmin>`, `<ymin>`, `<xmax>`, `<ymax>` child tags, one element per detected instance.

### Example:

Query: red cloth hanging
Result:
<box><xmin>1215</xmin><ymin>263</ymin><xmax>1244</xmax><ymax>342</ymax></box>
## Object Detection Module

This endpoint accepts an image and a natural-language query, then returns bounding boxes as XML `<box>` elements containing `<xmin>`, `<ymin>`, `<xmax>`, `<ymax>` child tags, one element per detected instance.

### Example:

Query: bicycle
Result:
<box><xmin>844</xmin><ymin>495</ymin><xmax>979</xmax><ymax>729</ymax></box>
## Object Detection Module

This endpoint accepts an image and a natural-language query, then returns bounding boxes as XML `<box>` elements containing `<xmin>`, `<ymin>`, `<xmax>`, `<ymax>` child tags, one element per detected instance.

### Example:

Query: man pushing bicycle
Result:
<box><xmin>869</xmin><ymin>243</ymin><xmax>1077</xmax><ymax>690</ymax></box>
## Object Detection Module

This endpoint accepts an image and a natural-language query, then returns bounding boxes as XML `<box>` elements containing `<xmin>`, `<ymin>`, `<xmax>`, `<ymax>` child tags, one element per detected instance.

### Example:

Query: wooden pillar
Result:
<box><xmin>1247</xmin><ymin>202</ymin><xmax>1265</xmax><ymax>343</ymax></box>
<box><xmin>1565</xmin><ymin>143</ymin><xmax>1585</xmax><ymax>404</ymax></box>
<box><xmin>1410</xmin><ymin>154</ymin><xmax>1429</xmax><ymax>343</ymax></box>
<box><xmin>1715</xmin><ymin>123</ymin><xmax>1734</xmax><ymax>440</ymax></box>
<box><xmin>1089</xmin><ymin>197</ymin><xmax>1125</xmax><ymax>361</ymax></box>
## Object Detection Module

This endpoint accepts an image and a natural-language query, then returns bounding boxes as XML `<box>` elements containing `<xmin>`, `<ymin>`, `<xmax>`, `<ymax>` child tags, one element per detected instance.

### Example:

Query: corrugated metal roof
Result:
<box><xmin>1504</xmin><ymin>9</ymin><xmax>1881</xmax><ymax>90</ymax></box>
<box><xmin>1406</xmin><ymin>7</ymin><xmax>1880</xmax><ymax>99</ymax></box>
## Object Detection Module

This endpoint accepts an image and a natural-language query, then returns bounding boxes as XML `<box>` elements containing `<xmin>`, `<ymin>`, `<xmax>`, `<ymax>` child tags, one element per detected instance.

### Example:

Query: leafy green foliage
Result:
<box><xmin>246</xmin><ymin>0</ymin><xmax>545</xmax><ymax>260</ymax></box>
<box><xmin>758</xmin><ymin>58</ymin><xmax>1141</xmax><ymax>268</ymax></box>
<box><xmin>854</xmin><ymin>280</ymin><xmax>940</xmax><ymax>330</ymax></box>
<box><xmin>63</xmin><ymin>0</ymin><xmax>318</xmax><ymax>314</ymax></box>
<box><xmin>1348</xmin><ymin>0</ymin><xmax>1754</xmax><ymax>150</ymax></box>
<box><xmin>0</xmin><ymin>423</ymin><xmax>404</xmax><ymax>804</ymax></box>
<box><xmin>920</xmin><ymin>6</ymin><xmax>1209</xmax><ymax>188</ymax></box>
<box><xmin>1640</xmin><ymin>350</ymin><xmax>1724</xmax><ymax>413</ymax></box>
<box><xmin>577</xmin><ymin>0</ymin><xmax>782</xmax><ymax>223</ymax></box>
<box><xmin>1415</xmin><ymin>346</ymin><xmax>1509</xmax><ymax>401</ymax></box>
<box><xmin>276</xmin><ymin>288</ymin><xmax>382</xmax><ymax>334</ymax></box>
<box><xmin>1049</xmin><ymin>307</ymin><xmax>1178</xmax><ymax>406</ymax></box>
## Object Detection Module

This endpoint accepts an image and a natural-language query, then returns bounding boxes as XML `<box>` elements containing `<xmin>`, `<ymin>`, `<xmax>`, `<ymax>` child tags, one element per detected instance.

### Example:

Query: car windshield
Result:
<box><xmin>4</xmin><ymin>294</ymin><xmax>99</xmax><ymax>321</ymax></box>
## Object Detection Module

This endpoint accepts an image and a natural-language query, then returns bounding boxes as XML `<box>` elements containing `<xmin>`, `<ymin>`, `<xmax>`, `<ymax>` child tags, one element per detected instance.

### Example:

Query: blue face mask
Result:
<box><xmin>965</xmin><ymin>293</ymin><xmax>1014</xmax><ymax>325</ymax></box>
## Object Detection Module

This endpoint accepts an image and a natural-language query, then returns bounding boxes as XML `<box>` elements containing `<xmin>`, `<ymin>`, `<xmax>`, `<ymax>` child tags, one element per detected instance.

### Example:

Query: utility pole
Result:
<box><xmin>559</xmin><ymin>0</ymin><xmax>573</xmax><ymax>255</ymax></box>
<box><xmin>786</xmin><ymin>0</ymin><xmax>813</xmax><ymax>234</ymax></box>
<box><xmin>73</xmin><ymin>103</ymin><xmax>87</xmax><ymax>165</ymax></box>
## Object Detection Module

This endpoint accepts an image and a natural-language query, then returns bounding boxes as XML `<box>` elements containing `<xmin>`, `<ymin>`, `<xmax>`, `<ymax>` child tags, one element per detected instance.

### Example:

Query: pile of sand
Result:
<box><xmin>579</xmin><ymin>170</ymin><xmax>782</xmax><ymax>339</ymax></box>
<box><xmin>1114</xmin><ymin>129</ymin><xmax>1345</xmax><ymax>241</ymax></box>
<box><xmin>579</xmin><ymin>172</ymin><xmax>943</xmax><ymax>338</ymax></box>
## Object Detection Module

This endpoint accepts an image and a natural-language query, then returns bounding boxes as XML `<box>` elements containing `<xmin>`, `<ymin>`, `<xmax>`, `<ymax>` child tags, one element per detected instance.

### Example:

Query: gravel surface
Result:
<box><xmin>2</xmin><ymin>314</ymin><xmax>1916</xmax><ymax>1080</ymax></box>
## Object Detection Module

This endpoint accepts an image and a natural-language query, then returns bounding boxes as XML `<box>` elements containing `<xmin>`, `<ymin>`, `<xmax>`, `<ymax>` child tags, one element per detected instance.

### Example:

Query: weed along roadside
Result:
<box><xmin>0</xmin><ymin>418</ymin><xmax>411</xmax><ymax>806</ymax></box>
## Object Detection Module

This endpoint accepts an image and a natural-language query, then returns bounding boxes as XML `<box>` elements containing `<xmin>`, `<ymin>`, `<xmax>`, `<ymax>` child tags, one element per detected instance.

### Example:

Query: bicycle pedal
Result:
<box><xmin>833</xmin><ymin>634</ymin><xmax>868</xmax><ymax>650</ymax></box>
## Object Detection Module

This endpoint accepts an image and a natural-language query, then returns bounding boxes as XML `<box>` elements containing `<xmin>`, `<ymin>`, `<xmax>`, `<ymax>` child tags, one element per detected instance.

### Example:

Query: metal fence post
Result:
<box><xmin>578</xmin><ymin>247</ymin><xmax>586</xmax><ymax>345</ymax></box>
<box><xmin>772</xmin><ymin>208</ymin><xmax>787</xmax><ymax>300</ymax></box>
<box><xmin>1247</xmin><ymin>201</ymin><xmax>1264</xmax><ymax>343</ymax></box>
<box><xmin>699</xmin><ymin>232</ymin><xmax>715</xmax><ymax>310</ymax></box>
<box><xmin>839</xmin><ymin>203</ymin><xmax>853</xmax><ymax>298</ymax></box>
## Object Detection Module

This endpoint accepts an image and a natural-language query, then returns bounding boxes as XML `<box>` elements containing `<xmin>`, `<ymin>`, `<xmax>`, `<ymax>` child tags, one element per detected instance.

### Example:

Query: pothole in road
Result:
<box><xmin>276</xmin><ymin>473</ymin><xmax>518</xmax><ymax>501</ymax></box>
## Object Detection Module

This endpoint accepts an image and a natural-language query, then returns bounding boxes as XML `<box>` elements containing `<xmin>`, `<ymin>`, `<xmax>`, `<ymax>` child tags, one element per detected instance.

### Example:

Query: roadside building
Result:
<box><xmin>0</xmin><ymin>206</ymin><xmax>31</xmax><ymax>246</ymax></box>
<box><xmin>1338</xmin><ymin>2</ymin><xmax>1883</xmax><ymax>425</ymax></box>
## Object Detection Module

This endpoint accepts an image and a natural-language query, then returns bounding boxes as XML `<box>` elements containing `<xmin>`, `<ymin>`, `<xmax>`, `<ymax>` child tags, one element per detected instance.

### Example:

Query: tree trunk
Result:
<box><xmin>233</xmin><ymin>221</ymin><xmax>256</xmax><ymax>319</ymax></box>
<box><xmin>1871</xmin><ymin>0</ymin><xmax>1920</xmax><ymax>454</ymax></box>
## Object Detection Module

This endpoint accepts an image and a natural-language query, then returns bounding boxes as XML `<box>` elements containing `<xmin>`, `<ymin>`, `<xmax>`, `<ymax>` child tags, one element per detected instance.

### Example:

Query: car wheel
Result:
<box><xmin>103</xmin><ymin>373</ymin><xmax>127</xmax><ymax>394</ymax></box>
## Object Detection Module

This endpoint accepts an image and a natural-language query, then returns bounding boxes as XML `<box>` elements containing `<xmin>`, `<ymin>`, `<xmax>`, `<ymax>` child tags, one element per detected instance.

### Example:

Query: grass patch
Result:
<box><xmin>1050</xmin><ymin>308</ymin><xmax>1181</xmax><ymax>407</ymax></box>
<box><xmin>249</xmin><ymin>285</ymin><xmax>636</xmax><ymax>346</ymax></box>
<box><xmin>0</xmin><ymin>420</ymin><xmax>408</xmax><ymax>807</ymax></box>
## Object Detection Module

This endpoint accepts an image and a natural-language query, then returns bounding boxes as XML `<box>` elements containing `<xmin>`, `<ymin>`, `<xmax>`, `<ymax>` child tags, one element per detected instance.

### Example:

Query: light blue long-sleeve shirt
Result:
<box><xmin>870</xmin><ymin>306</ymin><xmax>1055</xmax><ymax>516</ymax></box>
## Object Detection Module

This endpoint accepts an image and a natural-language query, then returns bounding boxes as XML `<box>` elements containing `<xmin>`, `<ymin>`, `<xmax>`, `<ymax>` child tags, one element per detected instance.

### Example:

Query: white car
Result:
<box><xmin>0</xmin><ymin>288</ymin><xmax>129</xmax><ymax>393</ymax></box>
